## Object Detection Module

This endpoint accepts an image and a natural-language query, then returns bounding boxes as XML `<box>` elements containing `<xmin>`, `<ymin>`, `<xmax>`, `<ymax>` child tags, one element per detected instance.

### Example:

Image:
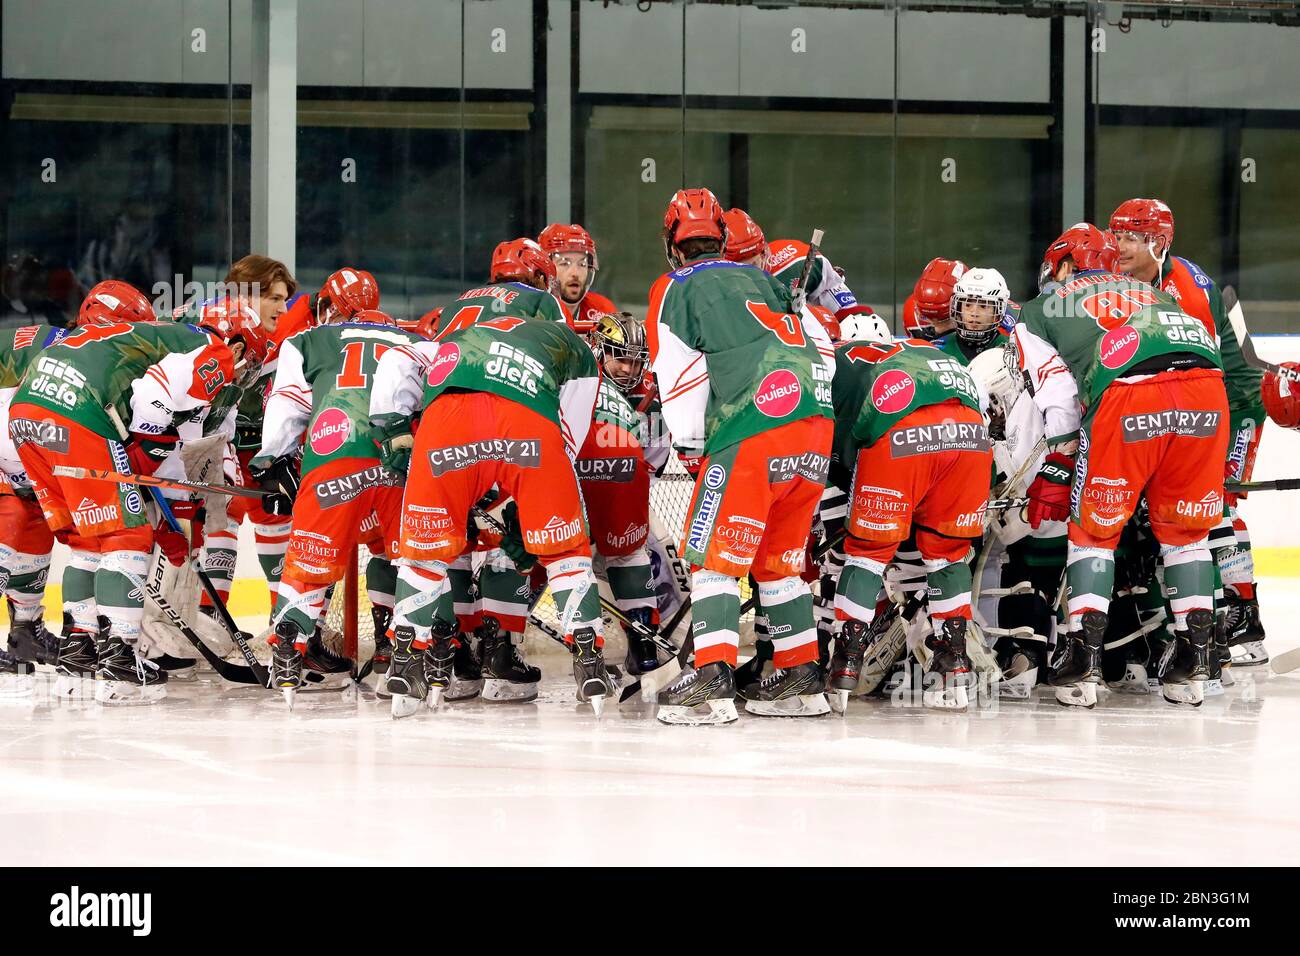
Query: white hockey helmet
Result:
<box><xmin>840</xmin><ymin>311</ymin><xmax>892</xmax><ymax>345</ymax></box>
<box><xmin>968</xmin><ymin>341</ymin><xmax>1022</xmax><ymax>421</ymax></box>
<box><xmin>951</xmin><ymin>268</ymin><xmax>1011</xmax><ymax>351</ymax></box>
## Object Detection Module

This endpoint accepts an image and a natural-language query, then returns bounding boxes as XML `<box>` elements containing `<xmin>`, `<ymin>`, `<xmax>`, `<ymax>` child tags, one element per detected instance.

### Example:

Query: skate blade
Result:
<box><xmin>426</xmin><ymin>686</ymin><xmax>445</xmax><ymax>711</ymax></box>
<box><xmin>374</xmin><ymin>681</ymin><xmax>393</xmax><ymax>699</ymax></box>
<box><xmin>281</xmin><ymin>686</ymin><xmax>296</xmax><ymax>710</ymax></box>
<box><xmin>656</xmin><ymin>698</ymin><xmax>738</xmax><ymax>726</ymax></box>
<box><xmin>444</xmin><ymin>676</ymin><xmax>484</xmax><ymax>701</ymax></box>
<box><xmin>588</xmin><ymin>693</ymin><xmax>606</xmax><ymax>717</ymax></box>
<box><xmin>1229</xmin><ymin>641</ymin><xmax>1268</xmax><ymax>667</ymax></box>
<box><xmin>923</xmin><ymin>685</ymin><xmax>969</xmax><ymax>711</ymax></box>
<box><xmin>1106</xmin><ymin>664</ymin><xmax>1150</xmax><ymax>695</ymax></box>
<box><xmin>997</xmin><ymin>668</ymin><xmax>1037</xmax><ymax>701</ymax></box>
<box><xmin>53</xmin><ymin>674</ymin><xmax>94</xmax><ymax>699</ymax></box>
<box><xmin>1202</xmin><ymin>678</ymin><xmax>1224</xmax><ymax>697</ymax></box>
<box><xmin>1219</xmin><ymin>665</ymin><xmax>1235</xmax><ymax>687</ymax></box>
<box><xmin>1053</xmin><ymin>682</ymin><xmax>1097</xmax><ymax>709</ymax></box>
<box><xmin>829</xmin><ymin>688</ymin><xmax>851</xmax><ymax>715</ymax></box>
<box><xmin>1161</xmin><ymin>681</ymin><xmax>1203</xmax><ymax>707</ymax></box>
<box><xmin>391</xmin><ymin>693</ymin><xmax>421</xmax><ymax>719</ymax></box>
<box><xmin>297</xmin><ymin>670</ymin><xmax>352</xmax><ymax>693</ymax></box>
<box><xmin>481</xmin><ymin>679</ymin><xmax>536</xmax><ymax>703</ymax></box>
<box><xmin>745</xmin><ymin>692</ymin><xmax>831</xmax><ymax>718</ymax></box>
<box><xmin>0</xmin><ymin>674</ymin><xmax>36</xmax><ymax>700</ymax></box>
<box><xmin>93</xmin><ymin>680</ymin><xmax>167</xmax><ymax>705</ymax></box>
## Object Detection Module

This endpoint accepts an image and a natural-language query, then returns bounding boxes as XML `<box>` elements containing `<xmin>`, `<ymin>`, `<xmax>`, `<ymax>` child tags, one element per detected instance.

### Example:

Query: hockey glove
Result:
<box><xmin>1025</xmin><ymin>452</ymin><xmax>1074</xmax><ymax>528</ymax></box>
<box><xmin>154</xmin><ymin>520</ymin><xmax>190</xmax><ymax>567</ymax></box>
<box><xmin>675</xmin><ymin>449</ymin><xmax>704</xmax><ymax>479</ymax></box>
<box><xmin>247</xmin><ymin>454</ymin><xmax>300</xmax><ymax>517</ymax></box>
<box><xmin>499</xmin><ymin>502</ymin><xmax>535</xmax><ymax>573</ymax></box>
<box><xmin>371</xmin><ymin>412</ymin><xmax>415</xmax><ymax>476</ymax></box>
<box><xmin>127</xmin><ymin>429</ymin><xmax>180</xmax><ymax>476</ymax></box>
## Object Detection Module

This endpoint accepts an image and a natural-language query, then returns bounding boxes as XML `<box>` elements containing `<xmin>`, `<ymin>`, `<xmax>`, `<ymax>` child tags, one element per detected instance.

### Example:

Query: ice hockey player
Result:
<box><xmin>938</xmin><ymin>268</ymin><xmax>1012</xmax><ymax>365</ymax></box>
<box><xmin>904</xmin><ymin>258</ymin><xmax>968</xmax><ymax>340</ymax></box>
<box><xmin>1109</xmin><ymin>198</ymin><xmax>1268</xmax><ymax>666</ymax></box>
<box><xmin>577</xmin><ymin>312</ymin><xmax>661</xmax><ymax>674</ymax></box>
<box><xmin>1262</xmin><ymin>363</ymin><xmax>1299</xmax><ymax>430</ymax></box>
<box><xmin>828</xmin><ymin>323</ymin><xmax>993</xmax><ymax>711</ymax></box>
<box><xmin>9</xmin><ymin>282</ymin><xmax>264</xmax><ymax>703</ymax></box>
<box><xmin>251</xmin><ymin>307</ymin><xmax>417</xmax><ymax>707</ymax></box>
<box><xmin>723</xmin><ymin>207</ymin><xmax>875</xmax><ymax>323</ymax></box>
<box><xmin>648</xmin><ymin>188</ymin><xmax>835</xmax><ymax>724</ymax></box>
<box><xmin>0</xmin><ymin>309</ymin><xmax>71</xmax><ymax>692</ymax></box>
<box><xmin>369</xmin><ymin>238</ymin><xmax>612</xmax><ymax>719</ymax></box>
<box><xmin>1014</xmin><ymin>223</ymin><xmax>1229</xmax><ymax>708</ymax></box>
<box><xmin>538</xmin><ymin>223</ymin><xmax>616</xmax><ymax>333</ymax></box>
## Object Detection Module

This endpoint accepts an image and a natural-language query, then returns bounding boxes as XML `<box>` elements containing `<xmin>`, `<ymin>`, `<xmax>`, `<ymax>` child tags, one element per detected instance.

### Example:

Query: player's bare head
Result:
<box><xmin>663</xmin><ymin>188</ymin><xmax>726</xmax><ymax>269</ymax></box>
<box><xmin>952</xmin><ymin>268</ymin><xmax>1010</xmax><ymax>350</ymax></box>
<box><xmin>912</xmin><ymin>258</ymin><xmax>967</xmax><ymax>337</ymax></box>
<box><xmin>1109</xmin><ymin>198</ymin><xmax>1174</xmax><ymax>281</ymax></box>
<box><xmin>1039</xmin><ymin>223</ymin><xmax>1119</xmax><ymax>292</ymax></box>
<box><xmin>538</xmin><ymin>223</ymin><xmax>598</xmax><ymax>304</ymax></box>
<box><xmin>490</xmin><ymin>238</ymin><xmax>557</xmax><ymax>291</ymax></box>
<box><xmin>317</xmin><ymin>268</ymin><xmax>380</xmax><ymax>325</ymax></box>
<box><xmin>592</xmin><ymin>312</ymin><xmax>648</xmax><ymax>393</ymax></box>
<box><xmin>224</xmin><ymin>255</ymin><xmax>297</xmax><ymax>332</ymax></box>
<box><xmin>722</xmin><ymin>208</ymin><xmax>767</xmax><ymax>268</ymax></box>
<box><xmin>76</xmin><ymin>279</ymin><xmax>155</xmax><ymax>328</ymax></box>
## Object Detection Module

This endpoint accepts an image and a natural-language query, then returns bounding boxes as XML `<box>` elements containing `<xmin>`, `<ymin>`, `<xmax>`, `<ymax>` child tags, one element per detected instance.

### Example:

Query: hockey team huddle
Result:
<box><xmin>2</xmin><ymin>187</ymin><xmax>1299</xmax><ymax>726</ymax></box>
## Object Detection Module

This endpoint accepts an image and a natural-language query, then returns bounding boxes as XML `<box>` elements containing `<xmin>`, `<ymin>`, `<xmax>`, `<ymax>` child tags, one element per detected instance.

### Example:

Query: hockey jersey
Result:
<box><xmin>765</xmin><ymin>238</ymin><xmax>868</xmax><ymax>319</ymax></box>
<box><xmin>433</xmin><ymin>282</ymin><xmax>572</xmax><ymax>338</ymax></box>
<box><xmin>646</xmin><ymin>256</ymin><xmax>834</xmax><ymax>459</ymax></box>
<box><xmin>370</xmin><ymin>308</ymin><xmax>600</xmax><ymax>461</ymax></box>
<box><xmin>12</xmin><ymin>321</ymin><xmax>237</xmax><ymax>442</ymax></box>
<box><xmin>831</xmin><ymin>338</ymin><xmax>985</xmax><ymax>472</ymax></box>
<box><xmin>1</xmin><ymin>323</ymin><xmax>70</xmax><ymax>486</ymax></box>
<box><xmin>259</xmin><ymin>319</ymin><xmax>425</xmax><ymax>474</ymax></box>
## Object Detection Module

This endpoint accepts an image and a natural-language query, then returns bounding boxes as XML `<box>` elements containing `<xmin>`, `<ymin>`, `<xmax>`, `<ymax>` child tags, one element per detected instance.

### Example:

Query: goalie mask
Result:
<box><xmin>591</xmin><ymin>312</ymin><xmax>647</xmax><ymax>393</ymax></box>
<box><xmin>968</xmin><ymin>340</ymin><xmax>1023</xmax><ymax>440</ymax></box>
<box><xmin>951</xmin><ymin>268</ymin><xmax>1010</xmax><ymax>352</ymax></box>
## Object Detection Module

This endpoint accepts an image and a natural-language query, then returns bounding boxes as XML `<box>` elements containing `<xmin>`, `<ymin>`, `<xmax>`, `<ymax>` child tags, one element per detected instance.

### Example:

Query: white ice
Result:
<box><xmin>3</xmin><ymin>578</ymin><xmax>1299</xmax><ymax>867</ymax></box>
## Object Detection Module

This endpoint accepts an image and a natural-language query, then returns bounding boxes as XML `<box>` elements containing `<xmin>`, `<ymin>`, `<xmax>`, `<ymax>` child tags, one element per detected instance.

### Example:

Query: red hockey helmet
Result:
<box><xmin>538</xmin><ymin>223</ymin><xmax>599</xmax><ymax>271</ymax></box>
<box><xmin>1109</xmin><ymin>198</ymin><xmax>1175</xmax><ymax>249</ymax></box>
<box><xmin>414</xmin><ymin>307</ymin><xmax>442</xmax><ymax>340</ymax></box>
<box><xmin>1262</xmin><ymin>364</ymin><xmax>1300</xmax><ymax>430</ymax></box>
<box><xmin>76</xmin><ymin>280</ymin><xmax>154</xmax><ymax>327</ymax></box>
<box><xmin>663</xmin><ymin>188</ymin><xmax>727</xmax><ymax>267</ymax></box>
<box><xmin>1040</xmin><ymin>222</ymin><xmax>1119</xmax><ymax>290</ymax></box>
<box><xmin>807</xmin><ymin>304</ymin><xmax>841</xmax><ymax>344</ymax></box>
<box><xmin>722</xmin><ymin>208</ymin><xmax>767</xmax><ymax>264</ymax></box>
<box><xmin>490</xmin><ymin>238</ymin><xmax>557</xmax><ymax>290</ymax></box>
<box><xmin>913</xmin><ymin>258</ymin><xmax>967</xmax><ymax>322</ymax></box>
<box><xmin>318</xmin><ymin>267</ymin><xmax>380</xmax><ymax>324</ymax></box>
<box><xmin>351</xmin><ymin>308</ymin><xmax>396</xmax><ymax>327</ymax></box>
<box><xmin>198</xmin><ymin>298</ymin><xmax>271</xmax><ymax>388</ymax></box>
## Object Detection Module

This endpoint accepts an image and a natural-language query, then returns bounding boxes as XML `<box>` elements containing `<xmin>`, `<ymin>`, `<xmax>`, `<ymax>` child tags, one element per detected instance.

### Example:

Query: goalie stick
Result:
<box><xmin>143</xmin><ymin>575</ymin><xmax>263</xmax><ymax>684</ymax></box>
<box><xmin>1223</xmin><ymin>284</ymin><xmax>1300</xmax><ymax>384</ymax></box>
<box><xmin>1269</xmin><ymin>646</ymin><xmax>1300</xmax><ymax>676</ymax></box>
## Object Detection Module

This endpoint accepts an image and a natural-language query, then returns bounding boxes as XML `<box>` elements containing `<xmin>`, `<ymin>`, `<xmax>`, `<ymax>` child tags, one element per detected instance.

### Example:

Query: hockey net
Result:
<box><xmin>322</xmin><ymin>458</ymin><xmax>754</xmax><ymax>662</ymax></box>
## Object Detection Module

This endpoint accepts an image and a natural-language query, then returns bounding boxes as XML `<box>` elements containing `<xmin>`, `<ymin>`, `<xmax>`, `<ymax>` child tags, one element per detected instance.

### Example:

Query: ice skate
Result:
<box><xmin>1159</xmin><ymin>609</ymin><xmax>1211</xmax><ymax>708</ymax></box>
<box><xmin>622</xmin><ymin>607</ymin><xmax>662</xmax><ymax>676</ymax></box>
<box><xmin>655</xmin><ymin>661</ymin><xmax>738</xmax><ymax>725</ymax></box>
<box><xmin>744</xmin><ymin>661</ymin><xmax>831</xmax><ymax>717</ymax></box>
<box><xmin>1107</xmin><ymin>637</ymin><xmax>1149</xmax><ymax>695</ymax></box>
<box><xmin>304</xmin><ymin>626</ymin><xmax>353</xmax><ymax>688</ymax></box>
<box><xmin>734</xmin><ymin>638</ymin><xmax>772</xmax><ymax>700</ymax></box>
<box><xmin>828</xmin><ymin>620</ymin><xmax>869</xmax><ymax>713</ymax></box>
<box><xmin>922</xmin><ymin>618</ymin><xmax>973</xmax><ymax>711</ymax></box>
<box><xmin>270</xmin><ymin>621</ymin><xmax>306</xmax><ymax>710</ymax></box>
<box><xmin>570</xmin><ymin>626</ymin><xmax>613</xmax><ymax>716</ymax></box>
<box><xmin>370</xmin><ymin>606</ymin><xmax>393</xmax><ymax>675</ymax></box>
<box><xmin>52</xmin><ymin>627</ymin><xmax>98</xmax><ymax>700</ymax></box>
<box><xmin>444</xmin><ymin>627</ymin><xmax>484</xmax><ymax>701</ymax></box>
<box><xmin>1050</xmin><ymin>611</ymin><xmax>1105</xmax><ymax>709</ymax></box>
<box><xmin>5</xmin><ymin>603</ymin><xmax>59</xmax><ymax>667</ymax></box>
<box><xmin>387</xmin><ymin>626</ymin><xmax>431</xmax><ymax>719</ymax></box>
<box><xmin>480</xmin><ymin>619</ymin><xmax>536</xmax><ymax>702</ymax></box>
<box><xmin>1223</xmin><ymin>591</ymin><xmax>1267</xmax><ymax>666</ymax></box>
<box><xmin>0</xmin><ymin>647</ymin><xmax>35</xmax><ymax>699</ymax></box>
<box><xmin>94</xmin><ymin>629</ymin><xmax>167</xmax><ymax>705</ymax></box>
<box><xmin>997</xmin><ymin>646</ymin><xmax>1039</xmax><ymax>700</ymax></box>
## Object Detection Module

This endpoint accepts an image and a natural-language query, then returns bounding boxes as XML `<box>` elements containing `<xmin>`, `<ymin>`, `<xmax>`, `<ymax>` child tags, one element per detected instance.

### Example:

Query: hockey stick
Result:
<box><xmin>1269</xmin><ymin>646</ymin><xmax>1300</xmax><ymax>676</ymax></box>
<box><xmin>1223</xmin><ymin>285</ymin><xmax>1300</xmax><ymax>384</ymax></box>
<box><xmin>1226</xmin><ymin>478</ymin><xmax>1300</xmax><ymax>494</ymax></box>
<box><xmin>143</xmin><ymin>575</ymin><xmax>263</xmax><ymax>684</ymax></box>
<box><xmin>790</xmin><ymin>228</ymin><xmax>825</xmax><ymax>308</ymax></box>
<box><xmin>52</xmin><ymin>465</ymin><xmax>262</xmax><ymax>499</ymax></box>
<box><xmin>150</xmin><ymin>488</ymin><xmax>271</xmax><ymax>686</ymax></box>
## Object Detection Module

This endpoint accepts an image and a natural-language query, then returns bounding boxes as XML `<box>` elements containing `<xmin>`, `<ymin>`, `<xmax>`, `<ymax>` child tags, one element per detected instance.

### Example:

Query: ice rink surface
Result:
<box><xmin>3</xmin><ymin>579</ymin><xmax>1299</xmax><ymax>867</ymax></box>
